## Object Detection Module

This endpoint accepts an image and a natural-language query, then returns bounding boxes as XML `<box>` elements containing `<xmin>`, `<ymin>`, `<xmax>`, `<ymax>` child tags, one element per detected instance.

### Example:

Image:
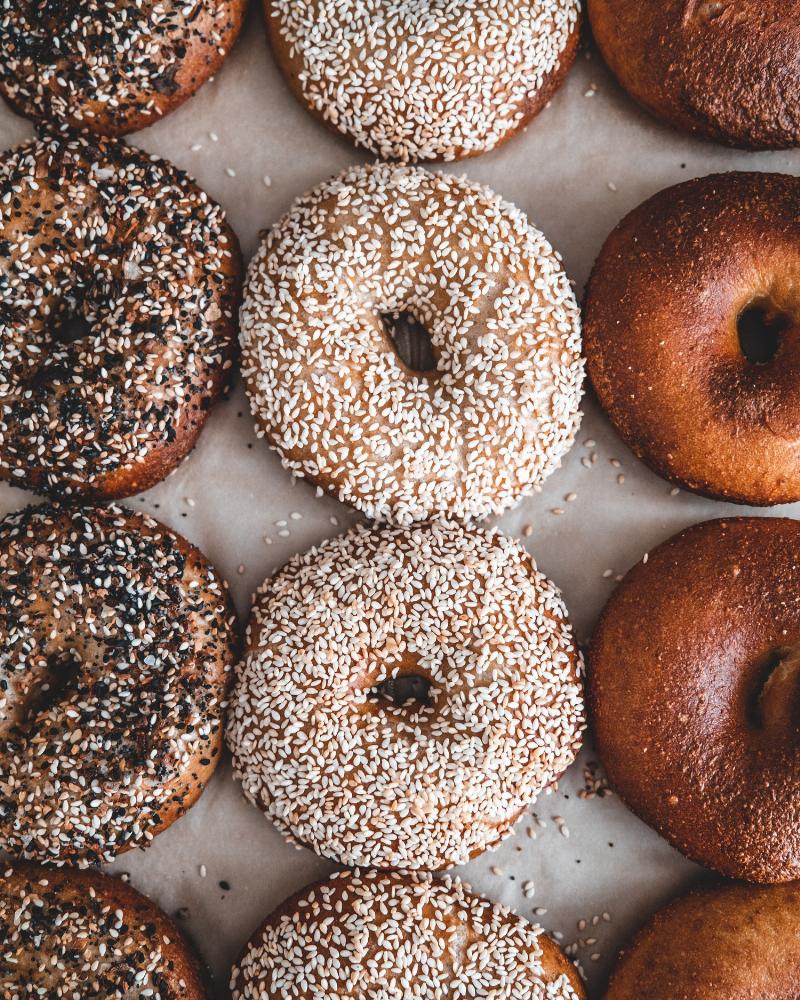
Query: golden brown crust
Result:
<box><xmin>232</xmin><ymin>872</ymin><xmax>586</xmax><ymax>999</ymax></box>
<box><xmin>603</xmin><ymin>880</ymin><xmax>800</xmax><ymax>999</ymax></box>
<box><xmin>588</xmin><ymin>0</ymin><xmax>800</xmax><ymax>149</ymax></box>
<box><xmin>584</xmin><ymin>171</ymin><xmax>800</xmax><ymax>506</ymax></box>
<box><xmin>1</xmin><ymin>862</ymin><xmax>209</xmax><ymax>997</ymax></box>
<box><xmin>589</xmin><ymin>517</ymin><xmax>800</xmax><ymax>883</ymax></box>
<box><xmin>264</xmin><ymin>0</ymin><xmax>582</xmax><ymax>163</ymax></box>
<box><xmin>0</xmin><ymin>1</ymin><xmax>248</xmax><ymax>136</ymax></box>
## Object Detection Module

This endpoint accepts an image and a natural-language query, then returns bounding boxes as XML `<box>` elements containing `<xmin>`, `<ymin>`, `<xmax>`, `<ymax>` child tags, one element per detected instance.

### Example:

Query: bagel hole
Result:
<box><xmin>51</xmin><ymin>312</ymin><xmax>92</xmax><ymax>346</ymax></box>
<box><xmin>753</xmin><ymin>647</ymin><xmax>800</xmax><ymax>731</ymax></box>
<box><xmin>737</xmin><ymin>301</ymin><xmax>790</xmax><ymax>364</ymax></box>
<box><xmin>381</xmin><ymin>311</ymin><xmax>437</xmax><ymax>373</ymax></box>
<box><xmin>371</xmin><ymin>673</ymin><xmax>432</xmax><ymax>709</ymax></box>
<box><xmin>22</xmin><ymin>651</ymin><xmax>81</xmax><ymax>724</ymax></box>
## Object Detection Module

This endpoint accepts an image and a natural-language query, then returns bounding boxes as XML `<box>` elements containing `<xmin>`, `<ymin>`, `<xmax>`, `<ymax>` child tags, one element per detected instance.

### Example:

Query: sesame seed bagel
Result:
<box><xmin>0</xmin><ymin>132</ymin><xmax>241</xmax><ymax>501</ymax></box>
<box><xmin>0</xmin><ymin>0</ymin><xmax>247</xmax><ymax>137</ymax></box>
<box><xmin>588</xmin><ymin>0</ymin><xmax>800</xmax><ymax>150</ymax></box>
<box><xmin>589</xmin><ymin>517</ymin><xmax>800</xmax><ymax>883</ymax></box>
<box><xmin>0</xmin><ymin>502</ymin><xmax>237</xmax><ymax>867</ymax></box>
<box><xmin>228</xmin><ymin>521</ymin><xmax>584</xmax><ymax>871</ymax></box>
<box><xmin>266</xmin><ymin>0</ymin><xmax>581</xmax><ymax>163</ymax></box>
<box><xmin>241</xmin><ymin>163</ymin><xmax>583</xmax><ymax>525</ymax></box>
<box><xmin>2</xmin><ymin>862</ymin><xmax>209</xmax><ymax>998</ymax></box>
<box><xmin>584</xmin><ymin>172</ymin><xmax>800</xmax><ymax>506</ymax></box>
<box><xmin>231</xmin><ymin>871</ymin><xmax>586</xmax><ymax>1000</ymax></box>
<box><xmin>603</xmin><ymin>880</ymin><xmax>800</xmax><ymax>1000</ymax></box>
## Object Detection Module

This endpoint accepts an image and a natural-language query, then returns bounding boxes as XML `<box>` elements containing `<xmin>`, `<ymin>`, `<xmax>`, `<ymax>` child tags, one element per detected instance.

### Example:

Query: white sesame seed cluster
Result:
<box><xmin>231</xmin><ymin>871</ymin><xmax>582</xmax><ymax>999</ymax></box>
<box><xmin>240</xmin><ymin>162</ymin><xmax>583</xmax><ymax>525</ymax></box>
<box><xmin>0</xmin><ymin>503</ymin><xmax>237</xmax><ymax>866</ymax></box>
<box><xmin>0</xmin><ymin>0</ymin><xmax>245</xmax><ymax>135</ymax></box>
<box><xmin>0</xmin><ymin>132</ymin><xmax>239</xmax><ymax>499</ymax></box>
<box><xmin>2</xmin><ymin>865</ymin><xmax>205</xmax><ymax>998</ymax></box>
<box><xmin>227</xmin><ymin>520</ymin><xmax>584</xmax><ymax>870</ymax></box>
<box><xmin>268</xmin><ymin>0</ymin><xmax>581</xmax><ymax>162</ymax></box>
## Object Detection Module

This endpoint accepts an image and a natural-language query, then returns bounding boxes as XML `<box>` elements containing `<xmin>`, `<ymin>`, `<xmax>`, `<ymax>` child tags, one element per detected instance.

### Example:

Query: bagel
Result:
<box><xmin>241</xmin><ymin>161</ymin><xmax>583</xmax><ymax>524</ymax></box>
<box><xmin>0</xmin><ymin>502</ymin><xmax>237</xmax><ymax>866</ymax></box>
<box><xmin>231</xmin><ymin>871</ymin><xmax>586</xmax><ymax>999</ymax></box>
<box><xmin>603</xmin><ymin>880</ymin><xmax>800</xmax><ymax>999</ymax></box>
<box><xmin>588</xmin><ymin>0</ymin><xmax>800</xmax><ymax>149</ymax></box>
<box><xmin>1</xmin><ymin>862</ymin><xmax>209</xmax><ymax>998</ymax></box>
<box><xmin>266</xmin><ymin>0</ymin><xmax>581</xmax><ymax>162</ymax></box>
<box><xmin>0</xmin><ymin>131</ymin><xmax>241</xmax><ymax>501</ymax></box>
<box><xmin>589</xmin><ymin>517</ymin><xmax>800</xmax><ymax>883</ymax></box>
<box><xmin>0</xmin><ymin>0</ymin><xmax>247</xmax><ymax>136</ymax></box>
<box><xmin>584</xmin><ymin>171</ymin><xmax>800</xmax><ymax>506</ymax></box>
<box><xmin>228</xmin><ymin>520</ymin><xmax>584</xmax><ymax>871</ymax></box>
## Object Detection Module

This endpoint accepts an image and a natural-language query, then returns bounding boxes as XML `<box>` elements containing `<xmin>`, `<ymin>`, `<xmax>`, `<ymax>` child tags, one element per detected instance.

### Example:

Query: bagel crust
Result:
<box><xmin>1</xmin><ymin>862</ymin><xmax>209</xmax><ymax>998</ymax></box>
<box><xmin>266</xmin><ymin>0</ymin><xmax>581</xmax><ymax>163</ymax></box>
<box><xmin>589</xmin><ymin>517</ymin><xmax>800</xmax><ymax>883</ymax></box>
<box><xmin>584</xmin><ymin>172</ymin><xmax>800</xmax><ymax>506</ymax></box>
<box><xmin>0</xmin><ymin>0</ymin><xmax>247</xmax><ymax>136</ymax></box>
<box><xmin>0</xmin><ymin>503</ymin><xmax>237</xmax><ymax>866</ymax></box>
<box><xmin>0</xmin><ymin>132</ymin><xmax>241</xmax><ymax>501</ymax></box>
<box><xmin>231</xmin><ymin>871</ymin><xmax>586</xmax><ymax>999</ymax></box>
<box><xmin>241</xmin><ymin>162</ymin><xmax>583</xmax><ymax>525</ymax></box>
<box><xmin>603</xmin><ymin>881</ymin><xmax>800</xmax><ymax>1000</ymax></box>
<box><xmin>228</xmin><ymin>520</ymin><xmax>584</xmax><ymax>871</ymax></box>
<box><xmin>588</xmin><ymin>0</ymin><xmax>800</xmax><ymax>149</ymax></box>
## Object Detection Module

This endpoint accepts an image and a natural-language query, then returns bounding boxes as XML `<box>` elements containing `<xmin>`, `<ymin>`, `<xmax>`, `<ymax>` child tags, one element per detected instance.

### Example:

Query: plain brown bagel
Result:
<box><xmin>589</xmin><ymin>517</ymin><xmax>800</xmax><ymax>884</ymax></box>
<box><xmin>588</xmin><ymin>0</ymin><xmax>800</xmax><ymax>149</ymax></box>
<box><xmin>602</xmin><ymin>880</ymin><xmax>800</xmax><ymax>999</ymax></box>
<box><xmin>584</xmin><ymin>171</ymin><xmax>800</xmax><ymax>506</ymax></box>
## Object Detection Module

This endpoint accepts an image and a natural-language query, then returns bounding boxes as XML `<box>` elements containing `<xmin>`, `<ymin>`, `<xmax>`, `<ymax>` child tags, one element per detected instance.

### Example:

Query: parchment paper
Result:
<box><xmin>1</xmin><ymin>6</ymin><xmax>796</xmax><ymax>996</ymax></box>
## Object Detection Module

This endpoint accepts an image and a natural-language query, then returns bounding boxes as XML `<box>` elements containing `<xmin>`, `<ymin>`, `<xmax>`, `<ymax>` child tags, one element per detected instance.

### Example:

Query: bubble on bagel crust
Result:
<box><xmin>0</xmin><ymin>867</ymin><xmax>199</xmax><ymax>998</ymax></box>
<box><xmin>270</xmin><ymin>0</ymin><xmax>581</xmax><ymax>162</ymax></box>
<box><xmin>0</xmin><ymin>503</ymin><xmax>236</xmax><ymax>866</ymax></box>
<box><xmin>240</xmin><ymin>163</ymin><xmax>583</xmax><ymax>525</ymax></box>
<box><xmin>0</xmin><ymin>132</ymin><xmax>238</xmax><ymax>498</ymax></box>
<box><xmin>0</xmin><ymin>0</ymin><xmax>243</xmax><ymax>133</ymax></box>
<box><xmin>227</xmin><ymin>521</ymin><xmax>585</xmax><ymax>871</ymax></box>
<box><xmin>230</xmin><ymin>872</ymin><xmax>582</xmax><ymax>1000</ymax></box>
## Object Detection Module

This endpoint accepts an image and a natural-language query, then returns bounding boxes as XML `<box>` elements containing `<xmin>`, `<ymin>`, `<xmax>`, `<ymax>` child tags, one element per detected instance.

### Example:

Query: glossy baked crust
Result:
<box><xmin>589</xmin><ymin>517</ymin><xmax>800</xmax><ymax>883</ymax></box>
<box><xmin>603</xmin><ymin>880</ymin><xmax>800</xmax><ymax>999</ymax></box>
<box><xmin>584</xmin><ymin>171</ymin><xmax>800</xmax><ymax>506</ymax></box>
<box><xmin>588</xmin><ymin>0</ymin><xmax>800</xmax><ymax>149</ymax></box>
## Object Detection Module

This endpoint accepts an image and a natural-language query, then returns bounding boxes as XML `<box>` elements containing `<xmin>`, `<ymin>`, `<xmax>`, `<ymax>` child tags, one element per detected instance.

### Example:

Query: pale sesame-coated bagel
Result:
<box><xmin>266</xmin><ymin>0</ymin><xmax>582</xmax><ymax>163</ymax></box>
<box><xmin>1</xmin><ymin>862</ymin><xmax>210</xmax><ymax>998</ymax></box>
<box><xmin>241</xmin><ymin>162</ymin><xmax>583</xmax><ymax>525</ymax></box>
<box><xmin>0</xmin><ymin>132</ymin><xmax>241</xmax><ymax>501</ymax></box>
<box><xmin>588</xmin><ymin>0</ymin><xmax>800</xmax><ymax>150</ymax></box>
<box><xmin>228</xmin><ymin>520</ymin><xmax>584</xmax><ymax>871</ymax></box>
<box><xmin>584</xmin><ymin>172</ymin><xmax>800</xmax><ymax>506</ymax></box>
<box><xmin>0</xmin><ymin>0</ymin><xmax>247</xmax><ymax>137</ymax></box>
<box><xmin>0</xmin><ymin>502</ymin><xmax>237</xmax><ymax>867</ymax></box>
<box><xmin>602</xmin><ymin>880</ymin><xmax>800</xmax><ymax>999</ymax></box>
<box><xmin>589</xmin><ymin>517</ymin><xmax>800</xmax><ymax>883</ymax></box>
<box><xmin>231</xmin><ymin>871</ymin><xmax>586</xmax><ymax>1000</ymax></box>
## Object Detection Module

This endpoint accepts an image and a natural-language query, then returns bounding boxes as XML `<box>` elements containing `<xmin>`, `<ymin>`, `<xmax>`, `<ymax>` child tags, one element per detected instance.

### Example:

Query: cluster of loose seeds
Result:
<box><xmin>0</xmin><ymin>503</ymin><xmax>236</xmax><ymax>865</ymax></box>
<box><xmin>241</xmin><ymin>162</ymin><xmax>583</xmax><ymax>525</ymax></box>
<box><xmin>231</xmin><ymin>871</ymin><xmax>582</xmax><ymax>1000</ymax></box>
<box><xmin>1</xmin><ymin>865</ymin><xmax>203</xmax><ymax>998</ymax></box>
<box><xmin>0</xmin><ymin>131</ymin><xmax>240</xmax><ymax>499</ymax></box>
<box><xmin>0</xmin><ymin>0</ymin><xmax>246</xmax><ymax>134</ymax></box>
<box><xmin>228</xmin><ymin>520</ymin><xmax>585</xmax><ymax>870</ymax></box>
<box><xmin>269</xmin><ymin>0</ymin><xmax>581</xmax><ymax>161</ymax></box>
